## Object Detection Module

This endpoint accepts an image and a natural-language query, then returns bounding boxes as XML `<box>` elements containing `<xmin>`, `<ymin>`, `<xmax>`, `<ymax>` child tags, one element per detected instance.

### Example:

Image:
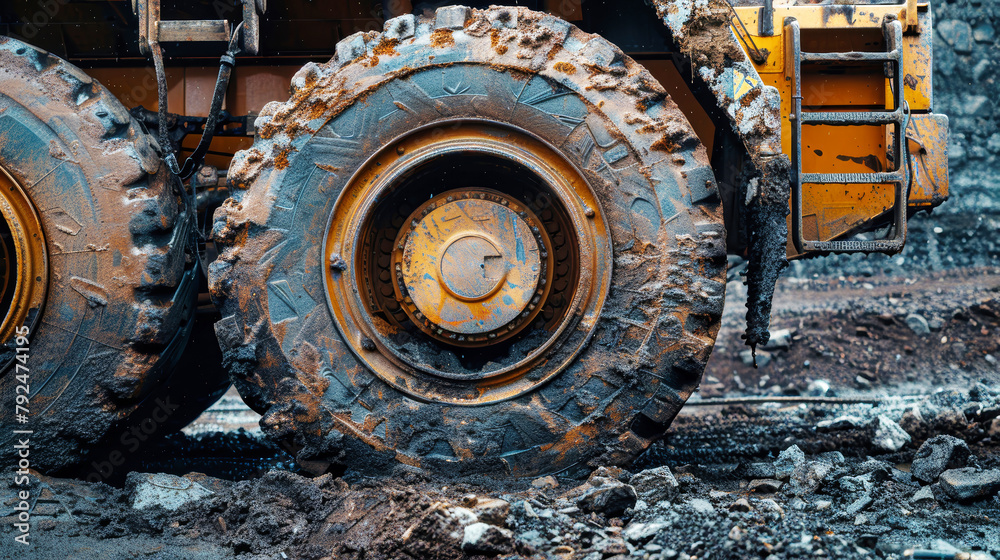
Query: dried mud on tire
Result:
<box><xmin>210</xmin><ymin>6</ymin><xmax>727</xmax><ymax>476</ymax></box>
<box><xmin>0</xmin><ymin>37</ymin><xmax>200</xmax><ymax>471</ymax></box>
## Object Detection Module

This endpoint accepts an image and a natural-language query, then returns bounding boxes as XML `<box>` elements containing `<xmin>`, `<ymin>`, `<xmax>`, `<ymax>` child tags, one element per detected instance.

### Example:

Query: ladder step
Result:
<box><xmin>802</xmin><ymin>172</ymin><xmax>904</xmax><ymax>184</ymax></box>
<box><xmin>800</xmin><ymin>111</ymin><xmax>903</xmax><ymax>125</ymax></box>
<box><xmin>801</xmin><ymin>50</ymin><xmax>899</xmax><ymax>63</ymax></box>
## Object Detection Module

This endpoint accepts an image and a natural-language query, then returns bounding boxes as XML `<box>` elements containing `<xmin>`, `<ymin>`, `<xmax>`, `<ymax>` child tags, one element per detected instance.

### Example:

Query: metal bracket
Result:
<box><xmin>242</xmin><ymin>0</ymin><xmax>260</xmax><ymax>55</ymax></box>
<box><xmin>134</xmin><ymin>0</ymin><xmax>263</xmax><ymax>55</ymax></box>
<box><xmin>724</xmin><ymin>0</ymin><xmax>769</xmax><ymax>64</ymax></box>
<box><xmin>903</xmin><ymin>0</ymin><xmax>920</xmax><ymax>33</ymax></box>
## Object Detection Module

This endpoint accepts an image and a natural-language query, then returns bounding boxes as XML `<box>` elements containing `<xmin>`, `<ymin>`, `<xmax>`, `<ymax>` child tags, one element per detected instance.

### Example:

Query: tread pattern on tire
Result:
<box><xmin>0</xmin><ymin>36</ymin><xmax>197</xmax><ymax>471</ymax></box>
<box><xmin>211</xmin><ymin>6</ymin><xmax>727</xmax><ymax>476</ymax></box>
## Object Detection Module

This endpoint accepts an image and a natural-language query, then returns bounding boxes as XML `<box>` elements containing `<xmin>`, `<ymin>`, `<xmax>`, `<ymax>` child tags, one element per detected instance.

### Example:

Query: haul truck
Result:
<box><xmin>0</xmin><ymin>0</ymin><xmax>948</xmax><ymax>476</ymax></box>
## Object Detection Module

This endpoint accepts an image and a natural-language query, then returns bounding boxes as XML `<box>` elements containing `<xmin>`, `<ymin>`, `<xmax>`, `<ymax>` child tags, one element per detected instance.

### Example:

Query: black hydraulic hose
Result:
<box><xmin>176</xmin><ymin>22</ymin><xmax>244</xmax><ymax>180</ymax></box>
<box><xmin>150</xmin><ymin>22</ymin><xmax>244</xmax><ymax>180</ymax></box>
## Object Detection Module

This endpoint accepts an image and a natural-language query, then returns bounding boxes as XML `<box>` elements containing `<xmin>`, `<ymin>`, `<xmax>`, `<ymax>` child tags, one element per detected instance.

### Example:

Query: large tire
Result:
<box><xmin>0</xmin><ymin>37</ymin><xmax>201</xmax><ymax>472</ymax></box>
<box><xmin>211</xmin><ymin>6</ymin><xmax>727</xmax><ymax>476</ymax></box>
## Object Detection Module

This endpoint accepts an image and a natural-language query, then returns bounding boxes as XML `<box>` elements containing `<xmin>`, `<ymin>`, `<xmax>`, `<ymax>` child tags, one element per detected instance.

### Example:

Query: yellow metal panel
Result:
<box><xmin>902</xmin><ymin>113</ymin><xmax>950</xmax><ymax>207</ymax></box>
<box><xmin>901</xmin><ymin>11</ymin><xmax>934</xmax><ymax>111</ymax></box>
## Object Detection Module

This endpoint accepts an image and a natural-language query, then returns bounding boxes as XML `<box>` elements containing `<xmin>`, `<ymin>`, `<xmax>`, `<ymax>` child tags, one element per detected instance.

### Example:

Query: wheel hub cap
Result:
<box><xmin>394</xmin><ymin>190</ymin><xmax>547</xmax><ymax>342</ymax></box>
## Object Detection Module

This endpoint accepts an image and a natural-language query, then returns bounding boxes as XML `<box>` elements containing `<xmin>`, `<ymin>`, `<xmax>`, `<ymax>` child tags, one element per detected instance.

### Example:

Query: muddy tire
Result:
<box><xmin>0</xmin><ymin>37</ymin><xmax>202</xmax><ymax>471</ymax></box>
<box><xmin>211</xmin><ymin>6</ymin><xmax>726</xmax><ymax>476</ymax></box>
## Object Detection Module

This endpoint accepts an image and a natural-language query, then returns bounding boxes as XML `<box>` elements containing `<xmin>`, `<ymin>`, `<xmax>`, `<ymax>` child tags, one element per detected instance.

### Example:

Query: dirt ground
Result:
<box><xmin>3</xmin><ymin>206</ymin><xmax>998</xmax><ymax>560</ymax></box>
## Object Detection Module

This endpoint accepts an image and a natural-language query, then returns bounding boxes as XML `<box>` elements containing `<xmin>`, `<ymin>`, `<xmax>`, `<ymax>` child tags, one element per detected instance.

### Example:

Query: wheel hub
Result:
<box><xmin>394</xmin><ymin>190</ymin><xmax>548</xmax><ymax>343</ymax></box>
<box><xmin>323</xmin><ymin>120</ymin><xmax>612</xmax><ymax>403</ymax></box>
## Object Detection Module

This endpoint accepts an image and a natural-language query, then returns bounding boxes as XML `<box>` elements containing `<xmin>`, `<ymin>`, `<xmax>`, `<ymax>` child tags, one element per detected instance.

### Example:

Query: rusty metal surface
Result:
<box><xmin>904</xmin><ymin>113</ymin><xmax>950</xmax><ymax>208</ymax></box>
<box><xmin>732</xmin><ymin>2</ymin><xmax>944</xmax><ymax>252</ymax></box>
<box><xmin>322</xmin><ymin>121</ymin><xmax>610</xmax><ymax>403</ymax></box>
<box><xmin>156</xmin><ymin>20</ymin><xmax>232</xmax><ymax>43</ymax></box>
<box><xmin>134</xmin><ymin>0</ymin><xmax>239</xmax><ymax>51</ymax></box>
<box><xmin>735</xmin><ymin>3</ymin><xmax>935</xmax><ymax>111</ymax></box>
<box><xmin>210</xmin><ymin>6</ymin><xmax>727</xmax><ymax>476</ymax></box>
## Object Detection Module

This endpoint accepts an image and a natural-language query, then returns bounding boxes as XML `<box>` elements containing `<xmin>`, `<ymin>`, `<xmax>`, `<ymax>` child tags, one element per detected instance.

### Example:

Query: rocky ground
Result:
<box><xmin>2</xmin><ymin>376</ymin><xmax>999</xmax><ymax>560</ymax></box>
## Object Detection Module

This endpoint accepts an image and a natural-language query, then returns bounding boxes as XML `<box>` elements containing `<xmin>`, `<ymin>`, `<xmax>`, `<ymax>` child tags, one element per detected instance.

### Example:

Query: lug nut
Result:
<box><xmin>330</xmin><ymin>254</ymin><xmax>347</xmax><ymax>272</ymax></box>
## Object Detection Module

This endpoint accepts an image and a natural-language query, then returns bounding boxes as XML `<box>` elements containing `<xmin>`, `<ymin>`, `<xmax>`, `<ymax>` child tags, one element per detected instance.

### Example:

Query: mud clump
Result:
<box><xmin>430</xmin><ymin>28</ymin><xmax>455</xmax><ymax>48</ymax></box>
<box><xmin>553</xmin><ymin>61</ymin><xmax>576</xmax><ymax>74</ymax></box>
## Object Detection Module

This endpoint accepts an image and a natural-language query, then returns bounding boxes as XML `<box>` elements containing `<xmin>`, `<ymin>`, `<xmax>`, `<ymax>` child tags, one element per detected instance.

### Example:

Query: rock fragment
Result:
<box><xmin>756</xmin><ymin>498</ymin><xmax>784</xmax><ymax>519</ymax></box>
<box><xmin>911</xmin><ymin>435</ymin><xmax>971</xmax><ymax>483</ymax></box>
<box><xmin>775</xmin><ymin>445</ymin><xmax>805</xmax><ymax>480</ymax></box>
<box><xmin>127</xmin><ymin>472</ymin><xmax>213</xmax><ymax>511</ymax></box>
<box><xmin>688</xmin><ymin>498</ymin><xmax>715</xmax><ymax>514</ymax></box>
<box><xmin>472</xmin><ymin>498</ymin><xmax>510</xmax><ymax>526</ymax></box>
<box><xmin>818</xmin><ymin>451</ymin><xmax>846</xmax><ymax>465</ymax></box>
<box><xmin>531</xmin><ymin>475</ymin><xmax>558</xmax><ymax>489</ymax></box>
<box><xmin>870</xmin><ymin>415</ymin><xmax>911</xmax><ymax>451</ymax></box>
<box><xmin>817</xmin><ymin>415</ymin><xmax>865</xmax><ymax>431</ymax></box>
<box><xmin>749</xmin><ymin>479</ymin><xmax>783</xmax><ymax>493</ymax></box>
<box><xmin>790</xmin><ymin>461</ymin><xmax>833</xmax><ymax>496</ymax></box>
<box><xmin>910</xmin><ymin>485</ymin><xmax>936</xmax><ymax>505</ymax></box>
<box><xmin>974</xmin><ymin>23</ymin><xmax>996</xmax><ymax>43</ymax></box>
<box><xmin>462</xmin><ymin>522</ymin><xmax>513</xmax><ymax>556</ymax></box>
<box><xmin>905</xmin><ymin>313</ymin><xmax>931</xmax><ymax>335</ymax></box>
<box><xmin>623</xmin><ymin>521</ymin><xmax>669</xmax><ymax>543</ymax></box>
<box><xmin>844</xmin><ymin>490</ymin><xmax>874</xmax><ymax>516</ymax></box>
<box><xmin>574</xmin><ymin>477</ymin><xmax>637</xmax><ymax>517</ymax></box>
<box><xmin>629</xmin><ymin>466</ymin><xmax>679</xmax><ymax>504</ymax></box>
<box><xmin>938</xmin><ymin>468</ymin><xmax>1000</xmax><ymax>502</ymax></box>
<box><xmin>729</xmin><ymin>498</ymin><xmax>751</xmax><ymax>512</ymax></box>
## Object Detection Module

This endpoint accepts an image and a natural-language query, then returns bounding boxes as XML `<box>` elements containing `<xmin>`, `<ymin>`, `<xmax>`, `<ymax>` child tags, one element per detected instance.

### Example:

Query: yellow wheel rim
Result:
<box><xmin>0</xmin><ymin>164</ymin><xmax>48</xmax><ymax>344</ymax></box>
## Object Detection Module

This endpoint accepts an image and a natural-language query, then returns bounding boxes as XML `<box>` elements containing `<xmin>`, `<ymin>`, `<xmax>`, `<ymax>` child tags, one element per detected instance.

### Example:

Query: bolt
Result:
<box><xmin>330</xmin><ymin>254</ymin><xmax>347</xmax><ymax>272</ymax></box>
<box><xmin>361</xmin><ymin>337</ymin><xmax>377</xmax><ymax>351</ymax></box>
<box><xmin>584</xmin><ymin>207</ymin><xmax>595</xmax><ymax>218</ymax></box>
<box><xmin>396</xmin><ymin>145</ymin><xmax>405</xmax><ymax>155</ymax></box>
